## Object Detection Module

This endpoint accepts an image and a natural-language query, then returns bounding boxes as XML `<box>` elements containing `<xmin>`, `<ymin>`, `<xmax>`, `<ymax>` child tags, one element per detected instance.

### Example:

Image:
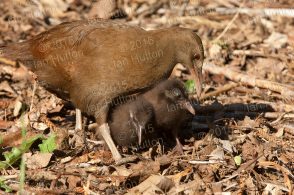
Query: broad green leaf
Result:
<box><xmin>234</xmin><ymin>155</ymin><xmax>242</xmax><ymax>166</ymax></box>
<box><xmin>0</xmin><ymin>135</ymin><xmax>43</xmax><ymax>169</ymax></box>
<box><xmin>185</xmin><ymin>80</ymin><xmax>195</xmax><ymax>94</ymax></box>
<box><xmin>38</xmin><ymin>134</ymin><xmax>57</xmax><ymax>153</ymax></box>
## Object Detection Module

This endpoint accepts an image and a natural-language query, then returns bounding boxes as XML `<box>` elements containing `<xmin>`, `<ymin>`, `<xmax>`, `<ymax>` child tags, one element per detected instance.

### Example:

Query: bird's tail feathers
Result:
<box><xmin>0</xmin><ymin>41</ymin><xmax>33</xmax><ymax>62</ymax></box>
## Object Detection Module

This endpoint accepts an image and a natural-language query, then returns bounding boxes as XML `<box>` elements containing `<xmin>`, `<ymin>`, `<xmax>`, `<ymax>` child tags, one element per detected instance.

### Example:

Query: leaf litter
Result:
<box><xmin>0</xmin><ymin>0</ymin><xmax>293</xmax><ymax>194</ymax></box>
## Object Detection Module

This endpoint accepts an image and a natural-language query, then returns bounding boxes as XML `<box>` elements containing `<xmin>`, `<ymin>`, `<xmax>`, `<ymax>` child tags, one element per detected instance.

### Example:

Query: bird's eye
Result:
<box><xmin>193</xmin><ymin>53</ymin><xmax>200</xmax><ymax>60</ymax></box>
<box><xmin>172</xmin><ymin>88</ymin><xmax>181</xmax><ymax>97</ymax></box>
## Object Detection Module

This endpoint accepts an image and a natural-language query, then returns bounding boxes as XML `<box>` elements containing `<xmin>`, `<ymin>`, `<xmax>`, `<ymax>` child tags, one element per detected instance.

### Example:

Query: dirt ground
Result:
<box><xmin>0</xmin><ymin>0</ymin><xmax>293</xmax><ymax>194</ymax></box>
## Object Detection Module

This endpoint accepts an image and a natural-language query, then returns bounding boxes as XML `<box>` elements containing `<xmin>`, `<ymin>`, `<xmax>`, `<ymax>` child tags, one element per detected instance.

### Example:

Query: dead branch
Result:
<box><xmin>215</xmin><ymin>8</ymin><xmax>294</xmax><ymax>17</ymax></box>
<box><xmin>203</xmin><ymin>63</ymin><xmax>294</xmax><ymax>101</ymax></box>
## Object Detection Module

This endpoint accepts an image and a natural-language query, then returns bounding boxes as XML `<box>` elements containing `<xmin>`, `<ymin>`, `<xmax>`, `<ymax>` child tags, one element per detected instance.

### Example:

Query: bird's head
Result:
<box><xmin>161</xmin><ymin>80</ymin><xmax>195</xmax><ymax>115</ymax></box>
<box><xmin>174</xmin><ymin>28</ymin><xmax>204</xmax><ymax>99</ymax></box>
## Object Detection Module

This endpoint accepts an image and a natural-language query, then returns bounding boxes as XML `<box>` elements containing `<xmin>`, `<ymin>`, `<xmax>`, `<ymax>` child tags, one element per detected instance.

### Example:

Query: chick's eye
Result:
<box><xmin>172</xmin><ymin>89</ymin><xmax>181</xmax><ymax>97</ymax></box>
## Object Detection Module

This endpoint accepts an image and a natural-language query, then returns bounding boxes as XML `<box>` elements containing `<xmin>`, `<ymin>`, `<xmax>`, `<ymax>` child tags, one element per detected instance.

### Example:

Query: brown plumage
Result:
<box><xmin>109</xmin><ymin>79</ymin><xmax>195</xmax><ymax>153</ymax></box>
<box><xmin>0</xmin><ymin>19</ymin><xmax>204</xmax><ymax>161</ymax></box>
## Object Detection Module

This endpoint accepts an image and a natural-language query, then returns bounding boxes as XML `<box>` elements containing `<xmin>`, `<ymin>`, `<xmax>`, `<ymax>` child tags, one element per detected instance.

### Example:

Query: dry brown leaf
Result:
<box><xmin>126</xmin><ymin>175</ymin><xmax>174</xmax><ymax>194</ymax></box>
<box><xmin>24</xmin><ymin>153</ymin><xmax>52</xmax><ymax>169</ymax></box>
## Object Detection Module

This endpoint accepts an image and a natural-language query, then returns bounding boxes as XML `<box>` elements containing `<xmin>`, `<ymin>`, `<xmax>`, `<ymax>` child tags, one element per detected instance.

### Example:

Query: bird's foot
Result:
<box><xmin>98</xmin><ymin>123</ymin><xmax>122</xmax><ymax>161</ymax></box>
<box><xmin>173</xmin><ymin>137</ymin><xmax>184</xmax><ymax>155</ymax></box>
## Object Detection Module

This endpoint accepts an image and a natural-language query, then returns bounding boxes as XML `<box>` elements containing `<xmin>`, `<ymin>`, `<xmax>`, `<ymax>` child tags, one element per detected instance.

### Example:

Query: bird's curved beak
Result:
<box><xmin>189</xmin><ymin>66</ymin><xmax>203</xmax><ymax>99</ymax></box>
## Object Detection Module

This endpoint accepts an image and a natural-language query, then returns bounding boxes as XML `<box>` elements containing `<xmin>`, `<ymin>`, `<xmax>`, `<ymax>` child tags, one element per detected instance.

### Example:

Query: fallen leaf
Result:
<box><xmin>24</xmin><ymin>153</ymin><xmax>52</xmax><ymax>169</ymax></box>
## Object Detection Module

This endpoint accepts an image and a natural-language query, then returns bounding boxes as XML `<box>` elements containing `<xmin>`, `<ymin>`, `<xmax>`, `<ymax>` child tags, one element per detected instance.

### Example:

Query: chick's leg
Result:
<box><xmin>172</xmin><ymin>129</ymin><xmax>184</xmax><ymax>155</ymax></box>
<box><xmin>175</xmin><ymin>137</ymin><xmax>184</xmax><ymax>155</ymax></box>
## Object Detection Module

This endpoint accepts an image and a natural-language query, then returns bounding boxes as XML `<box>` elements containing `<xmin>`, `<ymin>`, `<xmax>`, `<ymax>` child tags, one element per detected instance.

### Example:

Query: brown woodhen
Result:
<box><xmin>0</xmin><ymin>18</ymin><xmax>204</xmax><ymax>162</ymax></box>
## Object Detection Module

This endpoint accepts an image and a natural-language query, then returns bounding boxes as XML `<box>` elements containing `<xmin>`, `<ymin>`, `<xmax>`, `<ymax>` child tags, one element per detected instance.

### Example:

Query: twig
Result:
<box><xmin>188</xmin><ymin>160</ymin><xmax>225</xmax><ymax>164</ymax></box>
<box><xmin>115</xmin><ymin>155</ymin><xmax>138</xmax><ymax>166</ymax></box>
<box><xmin>269</xmin><ymin>113</ymin><xmax>288</xmax><ymax>125</ymax></box>
<box><xmin>0</xmin><ymin>175</ymin><xmax>18</xmax><ymax>180</ymax></box>
<box><xmin>200</xmin><ymin>82</ymin><xmax>238</xmax><ymax>101</ymax></box>
<box><xmin>264</xmin><ymin>112</ymin><xmax>294</xmax><ymax>119</ymax></box>
<box><xmin>203</xmin><ymin>63</ymin><xmax>294</xmax><ymax>100</ymax></box>
<box><xmin>86</xmin><ymin>139</ymin><xmax>105</xmax><ymax>145</ymax></box>
<box><xmin>215</xmin><ymin>7</ymin><xmax>294</xmax><ymax>17</ymax></box>
<box><xmin>213</xmin><ymin>10</ymin><xmax>240</xmax><ymax>42</ymax></box>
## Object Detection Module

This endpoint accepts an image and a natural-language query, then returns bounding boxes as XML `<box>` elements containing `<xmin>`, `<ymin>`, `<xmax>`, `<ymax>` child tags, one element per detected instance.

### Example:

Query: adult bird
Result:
<box><xmin>0</xmin><ymin>18</ymin><xmax>204</xmax><ymax>161</ymax></box>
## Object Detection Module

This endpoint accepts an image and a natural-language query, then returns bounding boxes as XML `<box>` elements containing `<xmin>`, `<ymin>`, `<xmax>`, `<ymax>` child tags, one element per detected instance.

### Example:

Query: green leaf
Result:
<box><xmin>0</xmin><ymin>135</ymin><xmax>43</xmax><ymax>169</ymax></box>
<box><xmin>38</xmin><ymin>134</ymin><xmax>57</xmax><ymax>153</ymax></box>
<box><xmin>185</xmin><ymin>80</ymin><xmax>195</xmax><ymax>94</ymax></box>
<box><xmin>0</xmin><ymin>177</ymin><xmax>12</xmax><ymax>192</ymax></box>
<box><xmin>234</xmin><ymin>155</ymin><xmax>242</xmax><ymax>166</ymax></box>
<box><xmin>3</xmin><ymin>148</ymin><xmax>22</xmax><ymax>162</ymax></box>
<box><xmin>19</xmin><ymin>134</ymin><xmax>43</xmax><ymax>152</ymax></box>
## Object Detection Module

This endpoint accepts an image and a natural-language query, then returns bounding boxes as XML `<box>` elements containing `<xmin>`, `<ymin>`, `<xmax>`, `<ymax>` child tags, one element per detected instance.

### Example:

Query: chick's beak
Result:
<box><xmin>189</xmin><ymin>66</ymin><xmax>203</xmax><ymax>99</ymax></box>
<box><xmin>182</xmin><ymin>101</ymin><xmax>195</xmax><ymax>115</ymax></box>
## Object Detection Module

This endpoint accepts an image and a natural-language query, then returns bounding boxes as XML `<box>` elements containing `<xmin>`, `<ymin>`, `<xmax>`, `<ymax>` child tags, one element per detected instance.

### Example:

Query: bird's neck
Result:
<box><xmin>149</xmin><ymin>28</ymin><xmax>178</xmax><ymax>82</ymax></box>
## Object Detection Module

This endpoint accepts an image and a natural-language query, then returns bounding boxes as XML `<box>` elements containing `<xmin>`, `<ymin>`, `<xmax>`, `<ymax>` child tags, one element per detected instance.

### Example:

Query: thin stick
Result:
<box><xmin>213</xmin><ymin>10</ymin><xmax>240</xmax><ymax>42</ymax></box>
<box><xmin>215</xmin><ymin>8</ymin><xmax>294</xmax><ymax>17</ymax></box>
<box><xmin>29</xmin><ymin>80</ymin><xmax>37</xmax><ymax>112</ymax></box>
<box><xmin>200</xmin><ymin>82</ymin><xmax>238</xmax><ymax>101</ymax></box>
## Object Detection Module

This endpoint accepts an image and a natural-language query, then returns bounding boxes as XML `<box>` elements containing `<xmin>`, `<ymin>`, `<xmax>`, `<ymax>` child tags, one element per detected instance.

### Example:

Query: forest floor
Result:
<box><xmin>0</xmin><ymin>0</ymin><xmax>293</xmax><ymax>194</ymax></box>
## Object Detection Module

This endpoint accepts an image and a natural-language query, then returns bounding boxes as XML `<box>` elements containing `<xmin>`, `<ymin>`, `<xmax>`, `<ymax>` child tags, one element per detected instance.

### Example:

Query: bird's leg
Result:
<box><xmin>172</xmin><ymin>129</ymin><xmax>184</xmax><ymax>155</ymax></box>
<box><xmin>96</xmin><ymin>107</ymin><xmax>122</xmax><ymax>161</ymax></box>
<box><xmin>70</xmin><ymin>108</ymin><xmax>85</xmax><ymax>149</ymax></box>
<box><xmin>98</xmin><ymin>123</ymin><xmax>122</xmax><ymax>161</ymax></box>
<box><xmin>75</xmin><ymin>108</ymin><xmax>82</xmax><ymax>130</ymax></box>
<box><xmin>174</xmin><ymin>137</ymin><xmax>184</xmax><ymax>155</ymax></box>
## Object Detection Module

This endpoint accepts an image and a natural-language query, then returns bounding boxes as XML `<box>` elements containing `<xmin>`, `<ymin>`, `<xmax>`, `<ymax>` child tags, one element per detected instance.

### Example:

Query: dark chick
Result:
<box><xmin>109</xmin><ymin>97</ymin><xmax>156</xmax><ymax>147</ymax></box>
<box><xmin>109</xmin><ymin>79</ymin><xmax>195</xmax><ymax>153</ymax></box>
<box><xmin>1</xmin><ymin>19</ymin><xmax>203</xmax><ymax>161</ymax></box>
